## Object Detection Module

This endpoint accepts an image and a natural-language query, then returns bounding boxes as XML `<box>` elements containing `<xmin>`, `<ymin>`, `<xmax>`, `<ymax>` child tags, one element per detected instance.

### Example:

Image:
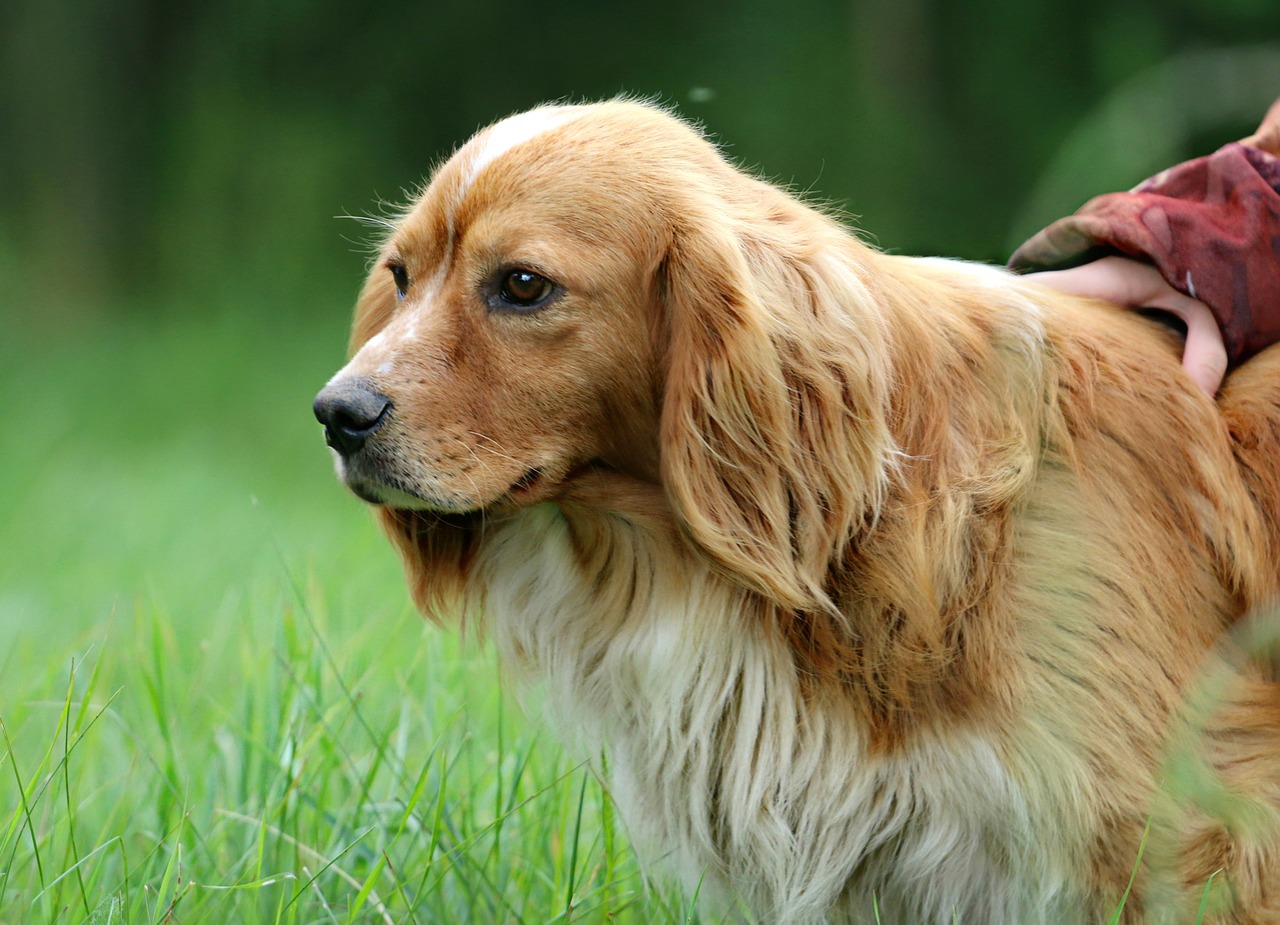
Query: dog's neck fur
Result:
<box><xmin>469</xmin><ymin>494</ymin><xmax>1078</xmax><ymax>924</ymax></box>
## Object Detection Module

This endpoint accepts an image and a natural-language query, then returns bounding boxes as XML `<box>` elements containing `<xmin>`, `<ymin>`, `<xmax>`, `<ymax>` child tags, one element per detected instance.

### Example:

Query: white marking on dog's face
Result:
<box><xmin>462</xmin><ymin>106</ymin><xmax>584</xmax><ymax>194</ymax></box>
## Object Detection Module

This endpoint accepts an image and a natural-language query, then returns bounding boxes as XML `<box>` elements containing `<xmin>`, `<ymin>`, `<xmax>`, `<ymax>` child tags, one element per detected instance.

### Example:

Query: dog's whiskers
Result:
<box><xmin>466</xmin><ymin>431</ymin><xmax>523</xmax><ymax>465</ymax></box>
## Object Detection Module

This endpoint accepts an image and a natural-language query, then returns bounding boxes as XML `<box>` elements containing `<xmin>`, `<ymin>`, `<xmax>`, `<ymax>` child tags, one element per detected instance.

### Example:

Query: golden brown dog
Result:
<box><xmin>314</xmin><ymin>101</ymin><xmax>1280</xmax><ymax>924</ymax></box>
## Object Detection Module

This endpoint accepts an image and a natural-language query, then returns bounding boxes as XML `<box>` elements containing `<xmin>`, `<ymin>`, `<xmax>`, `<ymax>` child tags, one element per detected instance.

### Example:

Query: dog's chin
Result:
<box><xmin>346</xmin><ymin>478</ymin><xmax>440</xmax><ymax>509</ymax></box>
<box><xmin>340</xmin><ymin>466</ymin><xmax>559</xmax><ymax>512</ymax></box>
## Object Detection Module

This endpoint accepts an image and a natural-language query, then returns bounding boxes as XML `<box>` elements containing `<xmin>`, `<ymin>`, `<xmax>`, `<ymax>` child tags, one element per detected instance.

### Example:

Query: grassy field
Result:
<box><xmin>0</xmin><ymin>308</ymin><xmax>709</xmax><ymax>923</ymax></box>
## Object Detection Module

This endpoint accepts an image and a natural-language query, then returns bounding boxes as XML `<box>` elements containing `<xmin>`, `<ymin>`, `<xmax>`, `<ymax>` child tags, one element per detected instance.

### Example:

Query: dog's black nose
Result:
<box><xmin>313</xmin><ymin>379</ymin><xmax>392</xmax><ymax>456</ymax></box>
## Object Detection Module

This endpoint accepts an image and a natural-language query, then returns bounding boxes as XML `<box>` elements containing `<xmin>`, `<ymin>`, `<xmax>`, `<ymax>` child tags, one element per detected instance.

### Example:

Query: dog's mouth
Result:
<box><xmin>503</xmin><ymin>461</ymin><xmax>611</xmax><ymax>505</ymax></box>
<box><xmin>508</xmin><ymin>467</ymin><xmax>545</xmax><ymax>496</ymax></box>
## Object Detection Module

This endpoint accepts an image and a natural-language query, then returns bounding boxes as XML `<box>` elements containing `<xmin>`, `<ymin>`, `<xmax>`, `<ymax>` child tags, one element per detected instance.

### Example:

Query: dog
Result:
<box><xmin>314</xmin><ymin>100</ymin><xmax>1280</xmax><ymax>924</ymax></box>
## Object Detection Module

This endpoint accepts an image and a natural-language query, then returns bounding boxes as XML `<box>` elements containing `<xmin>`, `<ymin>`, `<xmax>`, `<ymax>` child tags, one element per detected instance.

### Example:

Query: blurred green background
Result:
<box><xmin>2</xmin><ymin>2</ymin><xmax>1279</xmax><ymax>919</ymax></box>
<box><xmin>6</xmin><ymin>0</ymin><xmax>1280</xmax><ymax>318</ymax></box>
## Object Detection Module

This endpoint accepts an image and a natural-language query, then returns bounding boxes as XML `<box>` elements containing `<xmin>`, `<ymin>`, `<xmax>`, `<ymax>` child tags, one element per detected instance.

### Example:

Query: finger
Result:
<box><xmin>1024</xmin><ymin>260</ymin><xmax>1122</xmax><ymax>299</ymax></box>
<box><xmin>1170</xmin><ymin>299</ymin><xmax>1228</xmax><ymax>396</ymax></box>
<box><xmin>1026</xmin><ymin>256</ymin><xmax>1168</xmax><ymax>305</ymax></box>
<box><xmin>1124</xmin><ymin>283</ymin><xmax>1227</xmax><ymax>396</ymax></box>
<box><xmin>1113</xmin><ymin>270</ymin><xmax>1227</xmax><ymax>395</ymax></box>
<box><xmin>1028</xmin><ymin>258</ymin><xmax>1227</xmax><ymax>395</ymax></box>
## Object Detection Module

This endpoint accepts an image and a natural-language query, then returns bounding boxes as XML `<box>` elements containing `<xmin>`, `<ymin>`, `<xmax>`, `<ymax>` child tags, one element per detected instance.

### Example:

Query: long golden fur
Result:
<box><xmin>315</xmin><ymin>100</ymin><xmax>1280</xmax><ymax>923</ymax></box>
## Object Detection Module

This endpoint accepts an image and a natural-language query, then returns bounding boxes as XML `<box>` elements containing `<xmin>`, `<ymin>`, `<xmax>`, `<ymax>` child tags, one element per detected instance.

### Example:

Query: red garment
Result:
<box><xmin>1010</xmin><ymin>99</ymin><xmax>1280</xmax><ymax>363</ymax></box>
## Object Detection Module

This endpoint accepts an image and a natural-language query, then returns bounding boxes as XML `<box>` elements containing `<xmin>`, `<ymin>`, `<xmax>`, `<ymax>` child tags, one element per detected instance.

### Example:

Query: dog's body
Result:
<box><xmin>315</xmin><ymin>101</ymin><xmax>1280</xmax><ymax>923</ymax></box>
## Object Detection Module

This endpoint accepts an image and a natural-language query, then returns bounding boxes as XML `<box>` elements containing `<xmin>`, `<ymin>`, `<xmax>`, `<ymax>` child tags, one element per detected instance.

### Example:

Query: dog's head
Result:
<box><xmin>315</xmin><ymin>101</ymin><xmax>896</xmax><ymax>617</ymax></box>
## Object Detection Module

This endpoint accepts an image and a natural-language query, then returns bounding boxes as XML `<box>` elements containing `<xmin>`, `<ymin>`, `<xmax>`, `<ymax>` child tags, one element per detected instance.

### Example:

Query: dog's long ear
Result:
<box><xmin>660</xmin><ymin>208</ymin><xmax>897</xmax><ymax>613</ymax></box>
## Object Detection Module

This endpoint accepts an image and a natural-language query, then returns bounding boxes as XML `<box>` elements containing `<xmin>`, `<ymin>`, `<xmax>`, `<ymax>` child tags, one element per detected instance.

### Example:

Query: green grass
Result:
<box><xmin>0</xmin><ymin>307</ymin><xmax>709</xmax><ymax>923</ymax></box>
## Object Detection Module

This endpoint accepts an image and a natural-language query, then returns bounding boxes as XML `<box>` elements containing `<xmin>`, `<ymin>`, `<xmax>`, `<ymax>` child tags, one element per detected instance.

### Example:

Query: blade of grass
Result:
<box><xmin>29</xmin><ymin>837</ymin><xmax>123</xmax><ymax>908</ymax></box>
<box><xmin>563</xmin><ymin>769</ymin><xmax>589</xmax><ymax>922</ymax></box>
<box><xmin>597</xmin><ymin>754</ymin><xmax>617</xmax><ymax>919</ymax></box>
<box><xmin>378</xmin><ymin>850</ymin><xmax>424</xmax><ymax>925</ymax></box>
<box><xmin>1109</xmin><ymin>817</ymin><xmax>1152</xmax><ymax>924</ymax></box>
<box><xmin>60</xmin><ymin>659</ymin><xmax>93</xmax><ymax>917</ymax></box>
<box><xmin>281</xmin><ymin>826</ymin><xmax>376</xmax><ymax>916</ymax></box>
<box><xmin>0</xmin><ymin>716</ymin><xmax>47</xmax><ymax>897</ymax></box>
<box><xmin>1195</xmin><ymin>868</ymin><xmax>1223</xmax><ymax>924</ymax></box>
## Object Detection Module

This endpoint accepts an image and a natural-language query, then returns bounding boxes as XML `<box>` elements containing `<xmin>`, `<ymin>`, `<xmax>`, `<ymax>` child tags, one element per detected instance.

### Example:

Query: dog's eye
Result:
<box><xmin>498</xmin><ymin>270</ymin><xmax>555</xmax><ymax>309</ymax></box>
<box><xmin>387</xmin><ymin>262</ymin><xmax>410</xmax><ymax>300</ymax></box>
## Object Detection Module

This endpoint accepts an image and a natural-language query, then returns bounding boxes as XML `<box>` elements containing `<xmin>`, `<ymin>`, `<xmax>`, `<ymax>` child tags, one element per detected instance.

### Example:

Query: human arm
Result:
<box><xmin>1011</xmin><ymin>97</ymin><xmax>1280</xmax><ymax>391</ymax></box>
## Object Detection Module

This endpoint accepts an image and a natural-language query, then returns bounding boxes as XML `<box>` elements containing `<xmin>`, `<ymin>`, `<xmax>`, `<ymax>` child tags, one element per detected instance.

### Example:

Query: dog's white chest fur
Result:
<box><xmin>475</xmin><ymin>505</ymin><xmax>1078</xmax><ymax>924</ymax></box>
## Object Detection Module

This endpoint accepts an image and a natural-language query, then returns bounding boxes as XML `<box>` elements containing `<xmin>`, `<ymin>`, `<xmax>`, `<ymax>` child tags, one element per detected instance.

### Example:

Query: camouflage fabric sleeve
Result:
<box><xmin>1010</xmin><ymin>99</ymin><xmax>1280</xmax><ymax>363</ymax></box>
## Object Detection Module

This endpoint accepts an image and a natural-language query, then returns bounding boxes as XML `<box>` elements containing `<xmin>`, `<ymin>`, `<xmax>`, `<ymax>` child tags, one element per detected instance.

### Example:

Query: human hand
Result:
<box><xmin>1028</xmin><ymin>256</ymin><xmax>1227</xmax><ymax>396</ymax></box>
